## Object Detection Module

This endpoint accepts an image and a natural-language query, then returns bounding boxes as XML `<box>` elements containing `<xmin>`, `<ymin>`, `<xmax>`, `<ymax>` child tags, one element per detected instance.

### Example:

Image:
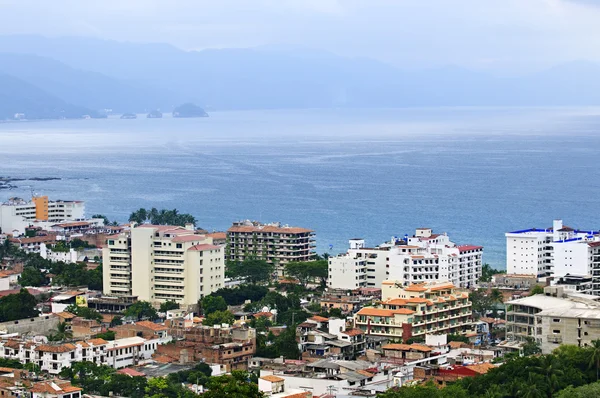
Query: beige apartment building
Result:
<box><xmin>506</xmin><ymin>286</ymin><xmax>600</xmax><ymax>353</ymax></box>
<box><xmin>103</xmin><ymin>224</ymin><xmax>224</xmax><ymax>306</ymax></box>
<box><xmin>226</xmin><ymin>220</ymin><xmax>315</xmax><ymax>275</ymax></box>
<box><xmin>354</xmin><ymin>281</ymin><xmax>474</xmax><ymax>340</ymax></box>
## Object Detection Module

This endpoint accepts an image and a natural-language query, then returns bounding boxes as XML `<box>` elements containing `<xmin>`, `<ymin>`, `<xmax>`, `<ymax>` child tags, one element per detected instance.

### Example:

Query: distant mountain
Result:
<box><xmin>0</xmin><ymin>52</ymin><xmax>181</xmax><ymax>112</ymax></box>
<box><xmin>2</xmin><ymin>35</ymin><xmax>600</xmax><ymax>109</ymax></box>
<box><xmin>0</xmin><ymin>74</ymin><xmax>94</xmax><ymax>120</ymax></box>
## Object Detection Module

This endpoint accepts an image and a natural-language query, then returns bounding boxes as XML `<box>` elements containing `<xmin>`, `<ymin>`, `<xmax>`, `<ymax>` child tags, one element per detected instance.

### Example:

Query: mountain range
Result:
<box><xmin>1</xmin><ymin>34</ymin><xmax>600</xmax><ymax>119</ymax></box>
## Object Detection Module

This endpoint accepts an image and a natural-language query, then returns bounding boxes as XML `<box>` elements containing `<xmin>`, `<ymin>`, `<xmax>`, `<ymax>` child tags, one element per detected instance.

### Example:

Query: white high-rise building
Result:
<box><xmin>0</xmin><ymin>196</ymin><xmax>85</xmax><ymax>235</ymax></box>
<box><xmin>506</xmin><ymin>220</ymin><xmax>600</xmax><ymax>285</ymax></box>
<box><xmin>103</xmin><ymin>223</ymin><xmax>225</xmax><ymax>307</ymax></box>
<box><xmin>327</xmin><ymin>228</ymin><xmax>483</xmax><ymax>290</ymax></box>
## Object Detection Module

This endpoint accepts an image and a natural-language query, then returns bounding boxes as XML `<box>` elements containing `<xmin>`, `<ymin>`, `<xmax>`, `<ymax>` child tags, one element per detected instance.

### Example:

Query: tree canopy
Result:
<box><xmin>65</xmin><ymin>305</ymin><xmax>103</xmax><ymax>323</ymax></box>
<box><xmin>202</xmin><ymin>371</ymin><xmax>263</xmax><ymax>398</ymax></box>
<box><xmin>128</xmin><ymin>207</ymin><xmax>197</xmax><ymax>227</ymax></box>
<box><xmin>124</xmin><ymin>301</ymin><xmax>159</xmax><ymax>321</ymax></box>
<box><xmin>201</xmin><ymin>295</ymin><xmax>227</xmax><ymax>316</ymax></box>
<box><xmin>284</xmin><ymin>260</ymin><xmax>328</xmax><ymax>286</ymax></box>
<box><xmin>0</xmin><ymin>289</ymin><xmax>38</xmax><ymax>322</ymax></box>
<box><xmin>226</xmin><ymin>258</ymin><xmax>274</xmax><ymax>285</ymax></box>
<box><xmin>159</xmin><ymin>300</ymin><xmax>179</xmax><ymax>313</ymax></box>
<box><xmin>202</xmin><ymin>310</ymin><xmax>235</xmax><ymax>326</ymax></box>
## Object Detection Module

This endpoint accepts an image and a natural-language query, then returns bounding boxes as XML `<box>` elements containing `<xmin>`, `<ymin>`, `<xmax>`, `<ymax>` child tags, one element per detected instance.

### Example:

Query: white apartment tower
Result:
<box><xmin>103</xmin><ymin>224</ymin><xmax>224</xmax><ymax>306</ymax></box>
<box><xmin>506</xmin><ymin>219</ymin><xmax>600</xmax><ymax>293</ymax></box>
<box><xmin>328</xmin><ymin>228</ymin><xmax>483</xmax><ymax>290</ymax></box>
<box><xmin>0</xmin><ymin>196</ymin><xmax>85</xmax><ymax>235</ymax></box>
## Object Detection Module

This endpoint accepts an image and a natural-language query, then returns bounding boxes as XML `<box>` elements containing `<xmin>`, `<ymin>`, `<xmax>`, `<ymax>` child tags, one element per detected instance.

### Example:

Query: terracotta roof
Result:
<box><xmin>76</xmin><ymin>341</ymin><xmax>90</xmax><ymax>348</ymax></box>
<box><xmin>171</xmin><ymin>234</ymin><xmax>204</xmax><ymax>243</ymax></box>
<box><xmin>117</xmin><ymin>368</ymin><xmax>146</xmax><ymax>377</ymax></box>
<box><xmin>282</xmin><ymin>393</ymin><xmax>311</xmax><ymax>398</ymax></box>
<box><xmin>10</xmin><ymin>236</ymin><xmax>56</xmax><ymax>244</ymax></box>
<box><xmin>429</xmin><ymin>283</ymin><xmax>456</xmax><ymax>291</ymax></box>
<box><xmin>53</xmin><ymin>221</ymin><xmax>91</xmax><ymax>228</ymax></box>
<box><xmin>87</xmin><ymin>338</ymin><xmax>108</xmax><ymax>346</ymax></box>
<box><xmin>356</xmin><ymin>369</ymin><xmax>375</xmax><ymax>377</ymax></box>
<box><xmin>466</xmin><ymin>363</ymin><xmax>495</xmax><ymax>374</ymax></box>
<box><xmin>228</xmin><ymin>225</ymin><xmax>313</xmax><ymax>234</ymax></box>
<box><xmin>384</xmin><ymin>298</ymin><xmax>407</xmax><ymax>305</ymax></box>
<box><xmin>449</xmin><ymin>341</ymin><xmax>468</xmax><ymax>349</ymax></box>
<box><xmin>35</xmin><ymin>344</ymin><xmax>76</xmax><ymax>353</ymax></box>
<box><xmin>458</xmin><ymin>245</ymin><xmax>483</xmax><ymax>253</ymax></box>
<box><xmin>357</xmin><ymin>308</ymin><xmax>414</xmax><ymax>317</ymax></box>
<box><xmin>188</xmin><ymin>244</ymin><xmax>221</xmax><ymax>251</ymax></box>
<box><xmin>404</xmin><ymin>284</ymin><xmax>428</xmax><ymax>292</ymax></box>
<box><xmin>207</xmin><ymin>232</ymin><xmax>227</xmax><ymax>240</ymax></box>
<box><xmin>30</xmin><ymin>381</ymin><xmax>82</xmax><ymax>394</ymax></box>
<box><xmin>406</xmin><ymin>298</ymin><xmax>429</xmax><ymax>303</ymax></box>
<box><xmin>383</xmin><ymin>343</ymin><xmax>432</xmax><ymax>352</ymax></box>
<box><xmin>153</xmin><ymin>355</ymin><xmax>176</xmax><ymax>364</ymax></box>
<box><xmin>254</xmin><ymin>312</ymin><xmax>274</xmax><ymax>318</ymax></box>
<box><xmin>342</xmin><ymin>328</ymin><xmax>364</xmax><ymax>336</ymax></box>
<box><xmin>260</xmin><ymin>375</ymin><xmax>285</xmax><ymax>383</ymax></box>
<box><xmin>308</xmin><ymin>316</ymin><xmax>329</xmax><ymax>322</ymax></box>
<box><xmin>589</xmin><ymin>241</ymin><xmax>600</xmax><ymax>247</ymax></box>
<box><xmin>136</xmin><ymin>320</ymin><xmax>168</xmax><ymax>331</ymax></box>
<box><xmin>56</xmin><ymin>311</ymin><xmax>76</xmax><ymax>320</ymax></box>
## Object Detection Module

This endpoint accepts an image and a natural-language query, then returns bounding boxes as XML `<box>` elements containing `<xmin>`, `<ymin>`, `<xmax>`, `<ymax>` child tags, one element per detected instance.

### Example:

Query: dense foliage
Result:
<box><xmin>65</xmin><ymin>304</ymin><xmax>103</xmax><ymax>323</ymax></box>
<box><xmin>379</xmin><ymin>342</ymin><xmax>600</xmax><ymax>398</ymax></box>
<box><xmin>284</xmin><ymin>260</ymin><xmax>328</xmax><ymax>286</ymax></box>
<box><xmin>200</xmin><ymin>295</ymin><xmax>228</xmax><ymax>315</ymax></box>
<box><xmin>128</xmin><ymin>207</ymin><xmax>197</xmax><ymax>227</ymax></box>
<box><xmin>124</xmin><ymin>301</ymin><xmax>159</xmax><ymax>321</ymax></box>
<box><xmin>208</xmin><ymin>285</ymin><xmax>269</xmax><ymax>306</ymax></box>
<box><xmin>202</xmin><ymin>371</ymin><xmax>263</xmax><ymax>398</ymax></box>
<box><xmin>159</xmin><ymin>300</ymin><xmax>179</xmax><ymax>312</ymax></box>
<box><xmin>202</xmin><ymin>310</ymin><xmax>235</xmax><ymax>326</ymax></box>
<box><xmin>479</xmin><ymin>263</ymin><xmax>504</xmax><ymax>283</ymax></box>
<box><xmin>226</xmin><ymin>258</ymin><xmax>274</xmax><ymax>285</ymax></box>
<box><xmin>0</xmin><ymin>289</ymin><xmax>39</xmax><ymax>321</ymax></box>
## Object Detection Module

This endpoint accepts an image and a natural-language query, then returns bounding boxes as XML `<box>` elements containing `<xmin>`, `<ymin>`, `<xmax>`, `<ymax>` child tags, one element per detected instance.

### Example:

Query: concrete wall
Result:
<box><xmin>0</xmin><ymin>315</ymin><xmax>59</xmax><ymax>336</ymax></box>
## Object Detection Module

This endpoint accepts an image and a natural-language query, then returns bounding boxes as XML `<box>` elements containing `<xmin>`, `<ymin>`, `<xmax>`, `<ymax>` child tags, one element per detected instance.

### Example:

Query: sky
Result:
<box><xmin>1</xmin><ymin>0</ymin><xmax>600</xmax><ymax>74</ymax></box>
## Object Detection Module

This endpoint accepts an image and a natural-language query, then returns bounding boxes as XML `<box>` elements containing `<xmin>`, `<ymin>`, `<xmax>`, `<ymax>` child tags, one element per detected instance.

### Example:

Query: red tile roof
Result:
<box><xmin>188</xmin><ymin>244</ymin><xmax>221</xmax><ymax>251</ymax></box>
<box><xmin>117</xmin><ymin>368</ymin><xmax>146</xmax><ymax>377</ymax></box>
<box><xmin>458</xmin><ymin>245</ymin><xmax>483</xmax><ymax>253</ymax></box>
<box><xmin>136</xmin><ymin>321</ymin><xmax>168</xmax><ymax>331</ymax></box>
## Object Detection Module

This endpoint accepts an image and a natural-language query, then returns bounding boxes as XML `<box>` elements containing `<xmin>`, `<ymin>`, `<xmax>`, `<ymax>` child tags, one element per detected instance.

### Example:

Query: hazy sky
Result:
<box><xmin>1</xmin><ymin>0</ymin><xmax>600</xmax><ymax>73</ymax></box>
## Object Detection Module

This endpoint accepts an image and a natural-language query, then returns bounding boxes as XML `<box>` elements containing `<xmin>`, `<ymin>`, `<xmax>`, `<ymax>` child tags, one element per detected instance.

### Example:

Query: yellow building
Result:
<box><xmin>103</xmin><ymin>224</ymin><xmax>224</xmax><ymax>307</ymax></box>
<box><xmin>354</xmin><ymin>281</ymin><xmax>474</xmax><ymax>340</ymax></box>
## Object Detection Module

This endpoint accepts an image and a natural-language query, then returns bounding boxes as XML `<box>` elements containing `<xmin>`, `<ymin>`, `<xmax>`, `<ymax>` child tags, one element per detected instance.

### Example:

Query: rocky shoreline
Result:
<box><xmin>0</xmin><ymin>176</ymin><xmax>61</xmax><ymax>190</ymax></box>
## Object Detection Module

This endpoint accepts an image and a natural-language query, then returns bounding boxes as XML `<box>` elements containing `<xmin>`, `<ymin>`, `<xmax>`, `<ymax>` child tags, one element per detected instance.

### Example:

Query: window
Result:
<box><xmin>553</xmin><ymin>319</ymin><xmax>561</xmax><ymax>323</ymax></box>
<box><xmin>553</xmin><ymin>330</ymin><xmax>560</xmax><ymax>334</ymax></box>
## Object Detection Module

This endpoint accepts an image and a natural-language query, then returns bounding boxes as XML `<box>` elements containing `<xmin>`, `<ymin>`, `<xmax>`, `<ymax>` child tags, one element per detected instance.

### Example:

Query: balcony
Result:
<box><xmin>547</xmin><ymin>335</ymin><xmax>562</xmax><ymax>343</ymax></box>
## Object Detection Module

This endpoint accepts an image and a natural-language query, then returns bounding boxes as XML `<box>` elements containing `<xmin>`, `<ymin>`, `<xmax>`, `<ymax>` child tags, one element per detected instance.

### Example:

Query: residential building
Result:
<box><xmin>328</xmin><ymin>229</ymin><xmax>483</xmax><ymax>290</ymax></box>
<box><xmin>0</xmin><ymin>197</ymin><xmax>85</xmax><ymax>235</ymax></box>
<box><xmin>506</xmin><ymin>220</ymin><xmax>600</xmax><ymax>286</ymax></box>
<box><xmin>0</xmin><ymin>335</ymin><xmax>160</xmax><ymax>374</ymax></box>
<box><xmin>506</xmin><ymin>286</ymin><xmax>600</xmax><ymax>353</ymax></box>
<box><xmin>258</xmin><ymin>375</ymin><xmax>311</xmax><ymax>398</ymax></box>
<box><xmin>102</xmin><ymin>223</ymin><xmax>225</xmax><ymax>306</ymax></box>
<box><xmin>226</xmin><ymin>220</ymin><xmax>315</xmax><ymax>276</ymax></box>
<box><xmin>354</xmin><ymin>281</ymin><xmax>474</xmax><ymax>340</ymax></box>
<box><xmin>30</xmin><ymin>380</ymin><xmax>82</xmax><ymax>398</ymax></box>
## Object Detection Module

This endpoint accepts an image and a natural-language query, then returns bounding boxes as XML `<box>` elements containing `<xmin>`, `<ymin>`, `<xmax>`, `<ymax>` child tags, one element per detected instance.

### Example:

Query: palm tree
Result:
<box><xmin>587</xmin><ymin>339</ymin><xmax>600</xmax><ymax>380</ymax></box>
<box><xmin>482</xmin><ymin>384</ymin><xmax>503</xmax><ymax>398</ymax></box>
<box><xmin>48</xmin><ymin>322</ymin><xmax>73</xmax><ymax>342</ymax></box>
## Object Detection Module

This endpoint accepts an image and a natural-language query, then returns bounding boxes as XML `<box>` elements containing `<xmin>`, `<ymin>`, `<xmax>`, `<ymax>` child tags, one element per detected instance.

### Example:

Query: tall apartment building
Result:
<box><xmin>0</xmin><ymin>196</ymin><xmax>85</xmax><ymax>235</ymax></box>
<box><xmin>226</xmin><ymin>220</ymin><xmax>315</xmax><ymax>275</ymax></box>
<box><xmin>506</xmin><ymin>219</ymin><xmax>600</xmax><ymax>292</ymax></box>
<box><xmin>103</xmin><ymin>224</ymin><xmax>224</xmax><ymax>306</ymax></box>
<box><xmin>328</xmin><ymin>229</ymin><xmax>483</xmax><ymax>290</ymax></box>
<box><xmin>354</xmin><ymin>281</ymin><xmax>474</xmax><ymax>340</ymax></box>
<box><xmin>506</xmin><ymin>286</ymin><xmax>600</xmax><ymax>354</ymax></box>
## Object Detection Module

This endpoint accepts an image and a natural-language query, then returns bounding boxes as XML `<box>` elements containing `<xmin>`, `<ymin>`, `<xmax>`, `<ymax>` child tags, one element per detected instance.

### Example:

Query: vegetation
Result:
<box><xmin>469</xmin><ymin>288</ymin><xmax>503</xmax><ymax>318</ymax></box>
<box><xmin>378</xmin><ymin>342</ymin><xmax>600</xmax><ymax>397</ymax></box>
<box><xmin>172</xmin><ymin>103</ymin><xmax>208</xmax><ymax>118</ymax></box>
<box><xmin>59</xmin><ymin>361</ymin><xmax>198</xmax><ymax>398</ymax></box>
<box><xmin>530</xmin><ymin>285</ymin><xmax>545</xmax><ymax>296</ymax></box>
<box><xmin>202</xmin><ymin>310</ymin><xmax>235</xmax><ymax>326</ymax></box>
<box><xmin>167</xmin><ymin>362</ymin><xmax>212</xmax><ymax>386</ymax></box>
<box><xmin>18</xmin><ymin>266</ymin><xmax>47</xmax><ymax>287</ymax></box>
<box><xmin>48</xmin><ymin>322</ymin><xmax>73</xmax><ymax>342</ymax></box>
<box><xmin>479</xmin><ymin>263</ymin><xmax>505</xmax><ymax>283</ymax></box>
<box><xmin>159</xmin><ymin>300</ymin><xmax>179</xmax><ymax>313</ymax></box>
<box><xmin>95</xmin><ymin>331</ymin><xmax>116</xmax><ymax>341</ymax></box>
<box><xmin>201</xmin><ymin>295</ymin><xmax>228</xmax><ymax>315</ymax></box>
<box><xmin>226</xmin><ymin>258</ymin><xmax>274</xmax><ymax>285</ymax></box>
<box><xmin>0</xmin><ymin>289</ymin><xmax>39</xmax><ymax>322</ymax></box>
<box><xmin>202</xmin><ymin>371</ymin><xmax>264</xmax><ymax>398</ymax></box>
<box><xmin>255</xmin><ymin>327</ymin><xmax>301</xmax><ymax>360</ymax></box>
<box><xmin>0</xmin><ymin>358</ymin><xmax>23</xmax><ymax>369</ymax></box>
<box><xmin>207</xmin><ymin>285</ymin><xmax>269</xmax><ymax>306</ymax></box>
<box><xmin>128</xmin><ymin>207</ymin><xmax>197</xmax><ymax>227</ymax></box>
<box><xmin>124</xmin><ymin>301</ymin><xmax>159</xmax><ymax>321</ymax></box>
<box><xmin>91</xmin><ymin>214</ymin><xmax>119</xmax><ymax>226</ymax></box>
<box><xmin>65</xmin><ymin>305</ymin><xmax>103</xmax><ymax>323</ymax></box>
<box><xmin>284</xmin><ymin>260</ymin><xmax>328</xmax><ymax>286</ymax></box>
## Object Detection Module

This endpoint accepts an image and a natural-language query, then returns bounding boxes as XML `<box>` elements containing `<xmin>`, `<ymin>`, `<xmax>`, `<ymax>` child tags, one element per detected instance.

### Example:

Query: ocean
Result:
<box><xmin>2</xmin><ymin>107</ymin><xmax>600</xmax><ymax>268</ymax></box>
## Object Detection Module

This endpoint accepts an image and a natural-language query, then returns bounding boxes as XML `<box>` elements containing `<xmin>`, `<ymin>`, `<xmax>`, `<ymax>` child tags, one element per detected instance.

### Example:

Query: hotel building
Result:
<box><xmin>328</xmin><ymin>228</ymin><xmax>483</xmax><ymax>290</ymax></box>
<box><xmin>103</xmin><ymin>224</ymin><xmax>224</xmax><ymax>306</ymax></box>
<box><xmin>0</xmin><ymin>196</ymin><xmax>85</xmax><ymax>235</ymax></box>
<box><xmin>354</xmin><ymin>281</ymin><xmax>473</xmax><ymax>340</ymax></box>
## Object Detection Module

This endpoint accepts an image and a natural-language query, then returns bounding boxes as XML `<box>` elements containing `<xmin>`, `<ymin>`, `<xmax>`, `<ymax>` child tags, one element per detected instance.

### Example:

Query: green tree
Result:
<box><xmin>0</xmin><ymin>288</ymin><xmax>38</xmax><ymax>321</ymax></box>
<box><xmin>65</xmin><ymin>305</ymin><xmax>103</xmax><ymax>323</ymax></box>
<box><xmin>556</xmin><ymin>381</ymin><xmax>600</xmax><ymax>398</ymax></box>
<box><xmin>587</xmin><ymin>339</ymin><xmax>600</xmax><ymax>381</ymax></box>
<box><xmin>202</xmin><ymin>310</ymin><xmax>235</xmax><ymax>326</ymax></box>
<box><xmin>530</xmin><ymin>285</ymin><xmax>545</xmax><ymax>296</ymax></box>
<box><xmin>95</xmin><ymin>331</ymin><xmax>116</xmax><ymax>340</ymax></box>
<box><xmin>226</xmin><ymin>258</ymin><xmax>274</xmax><ymax>285</ymax></box>
<box><xmin>201</xmin><ymin>295</ymin><xmax>228</xmax><ymax>315</ymax></box>
<box><xmin>87</xmin><ymin>264</ymin><xmax>103</xmax><ymax>291</ymax></box>
<box><xmin>159</xmin><ymin>300</ymin><xmax>179</xmax><ymax>313</ymax></box>
<box><xmin>18</xmin><ymin>266</ymin><xmax>47</xmax><ymax>287</ymax></box>
<box><xmin>284</xmin><ymin>260</ymin><xmax>328</xmax><ymax>286</ymax></box>
<box><xmin>203</xmin><ymin>371</ymin><xmax>264</xmax><ymax>398</ymax></box>
<box><xmin>124</xmin><ymin>301</ymin><xmax>158</xmax><ymax>321</ymax></box>
<box><xmin>48</xmin><ymin>322</ymin><xmax>73</xmax><ymax>342</ymax></box>
<box><xmin>110</xmin><ymin>316</ymin><xmax>123</xmax><ymax>327</ymax></box>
